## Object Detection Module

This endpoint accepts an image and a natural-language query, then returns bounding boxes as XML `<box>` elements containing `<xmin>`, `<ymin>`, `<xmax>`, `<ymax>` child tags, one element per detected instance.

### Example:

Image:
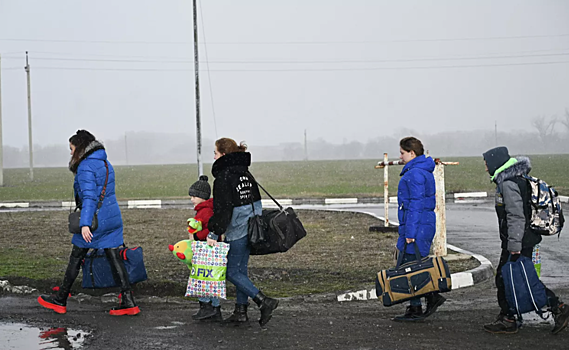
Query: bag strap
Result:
<box><xmin>396</xmin><ymin>242</ymin><xmax>422</xmax><ymax>269</ymax></box>
<box><xmin>73</xmin><ymin>160</ymin><xmax>110</xmax><ymax>212</ymax></box>
<box><xmin>96</xmin><ymin>161</ymin><xmax>110</xmax><ymax>213</ymax></box>
<box><xmin>246</xmin><ymin>171</ymin><xmax>283</xmax><ymax>211</ymax></box>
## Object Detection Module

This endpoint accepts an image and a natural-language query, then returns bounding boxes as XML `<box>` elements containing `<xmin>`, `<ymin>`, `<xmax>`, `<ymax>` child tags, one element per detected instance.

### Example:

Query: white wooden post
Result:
<box><xmin>383</xmin><ymin>153</ymin><xmax>389</xmax><ymax>227</ymax></box>
<box><xmin>433</xmin><ymin>162</ymin><xmax>447</xmax><ymax>256</ymax></box>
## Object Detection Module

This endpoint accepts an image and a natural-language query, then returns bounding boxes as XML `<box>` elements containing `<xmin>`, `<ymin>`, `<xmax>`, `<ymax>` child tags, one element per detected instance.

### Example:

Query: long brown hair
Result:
<box><xmin>215</xmin><ymin>138</ymin><xmax>247</xmax><ymax>155</ymax></box>
<box><xmin>69</xmin><ymin>130</ymin><xmax>97</xmax><ymax>167</ymax></box>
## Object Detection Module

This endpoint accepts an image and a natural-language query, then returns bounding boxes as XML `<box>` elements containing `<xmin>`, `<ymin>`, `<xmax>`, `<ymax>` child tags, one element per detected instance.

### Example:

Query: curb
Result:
<box><xmin>0</xmin><ymin>192</ymin><xmax>495</xmax><ymax>209</ymax></box>
<box><xmin>335</xmin><ymin>212</ymin><xmax>494</xmax><ymax>302</ymax></box>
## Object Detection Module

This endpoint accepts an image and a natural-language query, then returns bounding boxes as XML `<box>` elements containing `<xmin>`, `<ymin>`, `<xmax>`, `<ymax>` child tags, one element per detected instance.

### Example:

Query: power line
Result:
<box><xmin>25</xmin><ymin>50</ymin><xmax>193</xmax><ymax>60</ymax></box>
<box><xmin>1</xmin><ymin>33</ymin><xmax>568</xmax><ymax>45</ymax></box>
<box><xmin>30</xmin><ymin>60</ymin><xmax>569</xmax><ymax>72</ymax></box>
<box><xmin>3</xmin><ymin>51</ymin><xmax>569</xmax><ymax>65</ymax></box>
<box><xmin>5</xmin><ymin>47</ymin><xmax>567</xmax><ymax>61</ymax></box>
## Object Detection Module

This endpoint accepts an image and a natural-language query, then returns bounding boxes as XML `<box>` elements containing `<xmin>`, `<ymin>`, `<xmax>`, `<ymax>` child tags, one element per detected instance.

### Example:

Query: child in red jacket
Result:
<box><xmin>186</xmin><ymin>175</ymin><xmax>220</xmax><ymax>321</ymax></box>
<box><xmin>187</xmin><ymin>175</ymin><xmax>214</xmax><ymax>241</ymax></box>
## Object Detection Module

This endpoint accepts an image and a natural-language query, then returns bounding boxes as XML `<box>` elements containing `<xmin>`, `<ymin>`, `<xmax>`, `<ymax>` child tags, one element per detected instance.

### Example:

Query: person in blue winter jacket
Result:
<box><xmin>38</xmin><ymin>130</ymin><xmax>139</xmax><ymax>316</ymax></box>
<box><xmin>393</xmin><ymin>136</ymin><xmax>445</xmax><ymax>322</ymax></box>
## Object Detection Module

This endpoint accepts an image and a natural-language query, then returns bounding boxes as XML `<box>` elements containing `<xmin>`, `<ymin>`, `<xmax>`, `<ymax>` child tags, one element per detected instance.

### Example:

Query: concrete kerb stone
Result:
<box><xmin>335</xmin><ymin>210</ymin><xmax>494</xmax><ymax>302</ymax></box>
<box><xmin>1</xmin><ymin>192</ymin><xmax>493</xmax><ymax>209</ymax></box>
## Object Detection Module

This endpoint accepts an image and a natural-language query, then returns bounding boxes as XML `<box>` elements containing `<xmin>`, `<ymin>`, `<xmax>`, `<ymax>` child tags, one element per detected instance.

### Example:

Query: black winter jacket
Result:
<box><xmin>208</xmin><ymin>152</ymin><xmax>261</xmax><ymax>236</ymax></box>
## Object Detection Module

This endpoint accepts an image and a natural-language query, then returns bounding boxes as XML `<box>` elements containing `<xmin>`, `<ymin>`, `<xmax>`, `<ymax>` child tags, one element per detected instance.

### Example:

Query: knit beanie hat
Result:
<box><xmin>482</xmin><ymin>146</ymin><xmax>510</xmax><ymax>176</ymax></box>
<box><xmin>188</xmin><ymin>175</ymin><xmax>211</xmax><ymax>200</ymax></box>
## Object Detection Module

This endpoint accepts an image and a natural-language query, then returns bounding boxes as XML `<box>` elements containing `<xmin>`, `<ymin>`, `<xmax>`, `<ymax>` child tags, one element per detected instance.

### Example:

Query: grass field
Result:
<box><xmin>1</xmin><ymin>155</ymin><xmax>569</xmax><ymax>201</ymax></box>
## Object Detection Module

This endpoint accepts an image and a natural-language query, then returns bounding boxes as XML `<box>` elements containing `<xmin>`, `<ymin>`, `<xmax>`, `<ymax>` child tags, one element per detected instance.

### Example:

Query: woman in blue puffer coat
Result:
<box><xmin>38</xmin><ymin>130</ymin><xmax>139</xmax><ymax>316</ymax></box>
<box><xmin>393</xmin><ymin>136</ymin><xmax>445</xmax><ymax>322</ymax></box>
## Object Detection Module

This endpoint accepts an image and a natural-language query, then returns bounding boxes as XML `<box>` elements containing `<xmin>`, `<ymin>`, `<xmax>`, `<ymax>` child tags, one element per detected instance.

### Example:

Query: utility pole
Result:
<box><xmin>0</xmin><ymin>54</ymin><xmax>4</xmax><ymax>186</ymax></box>
<box><xmin>494</xmin><ymin>121</ymin><xmax>498</xmax><ymax>146</ymax></box>
<box><xmin>304</xmin><ymin>129</ymin><xmax>308</xmax><ymax>161</ymax></box>
<box><xmin>193</xmin><ymin>0</ymin><xmax>203</xmax><ymax>177</ymax></box>
<box><xmin>25</xmin><ymin>51</ymin><xmax>34</xmax><ymax>181</ymax></box>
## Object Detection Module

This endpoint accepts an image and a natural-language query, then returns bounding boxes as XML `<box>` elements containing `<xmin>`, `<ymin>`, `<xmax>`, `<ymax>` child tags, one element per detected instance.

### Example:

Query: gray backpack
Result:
<box><xmin>523</xmin><ymin>175</ymin><xmax>565</xmax><ymax>237</ymax></box>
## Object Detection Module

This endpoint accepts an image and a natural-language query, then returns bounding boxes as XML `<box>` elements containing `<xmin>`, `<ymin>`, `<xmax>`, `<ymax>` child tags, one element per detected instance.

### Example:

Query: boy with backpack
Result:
<box><xmin>482</xmin><ymin>146</ymin><xmax>569</xmax><ymax>334</ymax></box>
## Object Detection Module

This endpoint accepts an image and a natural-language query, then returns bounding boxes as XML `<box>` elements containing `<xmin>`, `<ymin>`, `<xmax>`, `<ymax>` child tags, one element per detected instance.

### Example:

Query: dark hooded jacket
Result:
<box><xmin>489</xmin><ymin>156</ymin><xmax>541</xmax><ymax>252</ymax></box>
<box><xmin>208</xmin><ymin>152</ymin><xmax>262</xmax><ymax>241</ymax></box>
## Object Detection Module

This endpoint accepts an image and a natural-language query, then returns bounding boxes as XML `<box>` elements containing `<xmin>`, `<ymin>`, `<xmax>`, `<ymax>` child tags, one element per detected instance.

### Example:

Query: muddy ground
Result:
<box><xmin>2</xmin><ymin>280</ymin><xmax>569</xmax><ymax>350</ymax></box>
<box><xmin>0</xmin><ymin>209</ymin><xmax>478</xmax><ymax>298</ymax></box>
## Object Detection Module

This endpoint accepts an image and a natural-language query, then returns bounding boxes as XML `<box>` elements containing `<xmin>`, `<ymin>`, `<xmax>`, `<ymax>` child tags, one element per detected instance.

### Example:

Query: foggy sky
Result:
<box><xmin>0</xmin><ymin>0</ymin><xmax>568</xmax><ymax>149</ymax></box>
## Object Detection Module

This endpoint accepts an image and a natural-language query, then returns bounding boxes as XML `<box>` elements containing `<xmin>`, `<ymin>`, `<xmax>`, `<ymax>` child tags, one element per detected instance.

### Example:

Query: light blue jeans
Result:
<box><xmin>226</xmin><ymin>235</ymin><xmax>260</xmax><ymax>305</ymax></box>
<box><xmin>198</xmin><ymin>297</ymin><xmax>220</xmax><ymax>307</ymax></box>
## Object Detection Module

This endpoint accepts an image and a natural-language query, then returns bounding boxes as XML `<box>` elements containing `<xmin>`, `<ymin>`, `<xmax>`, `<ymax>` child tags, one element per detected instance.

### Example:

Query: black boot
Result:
<box><xmin>38</xmin><ymin>246</ymin><xmax>88</xmax><ymax>314</ymax></box>
<box><xmin>106</xmin><ymin>248</ymin><xmax>140</xmax><ymax>316</ymax></box>
<box><xmin>551</xmin><ymin>303</ymin><xmax>569</xmax><ymax>334</ymax></box>
<box><xmin>223</xmin><ymin>304</ymin><xmax>249</xmax><ymax>323</ymax></box>
<box><xmin>423</xmin><ymin>293</ymin><xmax>446</xmax><ymax>318</ymax></box>
<box><xmin>392</xmin><ymin>305</ymin><xmax>425</xmax><ymax>322</ymax></box>
<box><xmin>38</xmin><ymin>290</ymin><xmax>68</xmax><ymax>314</ymax></box>
<box><xmin>192</xmin><ymin>301</ymin><xmax>217</xmax><ymax>321</ymax></box>
<box><xmin>253</xmin><ymin>291</ymin><xmax>279</xmax><ymax>327</ymax></box>
<box><xmin>211</xmin><ymin>306</ymin><xmax>223</xmax><ymax>322</ymax></box>
<box><xmin>483</xmin><ymin>313</ymin><xmax>518</xmax><ymax>334</ymax></box>
<box><xmin>110</xmin><ymin>291</ymin><xmax>140</xmax><ymax>316</ymax></box>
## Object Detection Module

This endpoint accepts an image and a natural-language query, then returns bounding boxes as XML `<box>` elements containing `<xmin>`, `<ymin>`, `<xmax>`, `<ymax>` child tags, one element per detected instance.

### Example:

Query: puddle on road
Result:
<box><xmin>0</xmin><ymin>322</ymin><xmax>89</xmax><ymax>350</ymax></box>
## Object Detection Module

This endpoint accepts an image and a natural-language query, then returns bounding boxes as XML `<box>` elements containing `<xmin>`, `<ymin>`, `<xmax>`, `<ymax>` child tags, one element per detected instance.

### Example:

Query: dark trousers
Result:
<box><xmin>496</xmin><ymin>248</ymin><xmax>559</xmax><ymax>316</ymax></box>
<box><xmin>61</xmin><ymin>245</ymin><xmax>131</xmax><ymax>294</ymax></box>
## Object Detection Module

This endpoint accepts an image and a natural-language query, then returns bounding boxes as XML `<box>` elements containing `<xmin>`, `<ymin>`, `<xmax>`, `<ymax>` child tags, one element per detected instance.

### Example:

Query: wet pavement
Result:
<box><xmin>306</xmin><ymin>201</ymin><xmax>569</xmax><ymax>289</ymax></box>
<box><xmin>0</xmin><ymin>321</ymin><xmax>89</xmax><ymax>349</ymax></box>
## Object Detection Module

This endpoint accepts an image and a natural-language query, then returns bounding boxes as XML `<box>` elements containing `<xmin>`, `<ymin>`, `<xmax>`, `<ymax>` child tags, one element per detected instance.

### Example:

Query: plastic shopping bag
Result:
<box><xmin>185</xmin><ymin>241</ymin><xmax>229</xmax><ymax>299</ymax></box>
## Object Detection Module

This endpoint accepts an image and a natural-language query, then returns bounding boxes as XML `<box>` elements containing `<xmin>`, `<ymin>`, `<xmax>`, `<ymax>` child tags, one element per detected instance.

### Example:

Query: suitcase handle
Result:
<box><xmin>395</xmin><ymin>242</ymin><xmax>422</xmax><ymax>268</ymax></box>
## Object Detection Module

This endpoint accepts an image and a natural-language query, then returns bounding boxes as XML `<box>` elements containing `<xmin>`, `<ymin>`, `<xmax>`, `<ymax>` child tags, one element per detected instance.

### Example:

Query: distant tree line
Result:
<box><xmin>3</xmin><ymin>110</ymin><xmax>569</xmax><ymax>168</ymax></box>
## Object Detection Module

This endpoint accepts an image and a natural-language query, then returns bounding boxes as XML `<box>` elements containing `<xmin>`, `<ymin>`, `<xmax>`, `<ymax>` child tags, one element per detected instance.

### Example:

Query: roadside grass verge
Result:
<box><xmin>0</xmin><ymin>209</ymin><xmax>479</xmax><ymax>298</ymax></box>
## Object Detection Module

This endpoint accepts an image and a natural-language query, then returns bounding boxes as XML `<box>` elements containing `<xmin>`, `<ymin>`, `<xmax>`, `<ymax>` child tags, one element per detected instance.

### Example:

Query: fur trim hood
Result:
<box><xmin>493</xmin><ymin>156</ymin><xmax>531</xmax><ymax>184</ymax></box>
<box><xmin>69</xmin><ymin>140</ymin><xmax>105</xmax><ymax>173</ymax></box>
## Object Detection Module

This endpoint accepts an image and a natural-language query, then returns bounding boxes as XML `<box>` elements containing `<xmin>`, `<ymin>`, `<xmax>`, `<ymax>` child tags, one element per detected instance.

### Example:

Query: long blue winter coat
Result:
<box><xmin>397</xmin><ymin>155</ymin><xmax>436</xmax><ymax>256</ymax></box>
<box><xmin>71</xmin><ymin>148</ymin><xmax>124</xmax><ymax>249</ymax></box>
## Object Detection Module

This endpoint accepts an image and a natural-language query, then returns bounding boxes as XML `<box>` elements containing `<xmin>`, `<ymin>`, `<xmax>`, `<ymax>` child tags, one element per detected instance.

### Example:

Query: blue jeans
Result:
<box><xmin>198</xmin><ymin>297</ymin><xmax>220</xmax><ymax>307</ymax></box>
<box><xmin>226</xmin><ymin>236</ymin><xmax>259</xmax><ymax>305</ymax></box>
<box><xmin>402</xmin><ymin>253</ymin><xmax>422</xmax><ymax>307</ymax></box>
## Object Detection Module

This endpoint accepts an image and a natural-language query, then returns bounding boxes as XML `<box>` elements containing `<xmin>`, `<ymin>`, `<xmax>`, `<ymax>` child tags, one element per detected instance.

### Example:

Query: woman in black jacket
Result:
<box><xmin>207</xmin><ymin>138</ymin><xmax>279</xmax><ymax>327</ymax></box>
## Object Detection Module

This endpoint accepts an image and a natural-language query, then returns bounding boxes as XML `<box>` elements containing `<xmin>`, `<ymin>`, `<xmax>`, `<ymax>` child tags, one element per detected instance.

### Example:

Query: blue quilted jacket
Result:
<box><xmin>397</xmin><ymin>155</ymin><xmax>436</xmax><ymax>256</ymax></box>
<box><xmin>71</xmin><ymin>149</ymin><xmax>124</xmax><ymax>249</ymax></box>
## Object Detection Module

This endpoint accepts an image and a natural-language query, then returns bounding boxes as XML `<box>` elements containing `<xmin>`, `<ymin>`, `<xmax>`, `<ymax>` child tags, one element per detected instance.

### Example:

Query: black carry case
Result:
<box><xmin>246</xmin><ymin>172</ymin><xmax>307</xmax><ymax>255</ymax></box>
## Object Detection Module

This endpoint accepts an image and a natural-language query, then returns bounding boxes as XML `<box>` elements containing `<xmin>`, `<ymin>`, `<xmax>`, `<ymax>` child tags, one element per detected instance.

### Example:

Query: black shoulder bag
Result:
<box><xmin>246</xmin><ymin>172</ymin><xmax>307</xmax><ymax>255</ymax></box>
<box><xmin>68</xmin><ymin>160</ymin><xmax>109</xmax><ymax>234</ymax></box>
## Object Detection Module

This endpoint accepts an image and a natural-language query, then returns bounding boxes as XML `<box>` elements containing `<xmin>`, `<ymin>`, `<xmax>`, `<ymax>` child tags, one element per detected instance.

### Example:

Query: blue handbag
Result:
<box><xmin>82</xmin><ymin>247</ymin><xmax>148</xmax><ymax>289</ymax></box>
<box><xmin>502</xmin><ymin>255</ymin><xmax>547</xmax><ymax>317</ymax></box>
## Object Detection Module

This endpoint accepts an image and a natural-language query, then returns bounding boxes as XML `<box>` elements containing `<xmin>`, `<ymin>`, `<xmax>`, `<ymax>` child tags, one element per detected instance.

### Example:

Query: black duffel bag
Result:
<box><xmin>246</xmin><ymin>172</ymin><xmax>307</xmax><ymax>255</ymax></box>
